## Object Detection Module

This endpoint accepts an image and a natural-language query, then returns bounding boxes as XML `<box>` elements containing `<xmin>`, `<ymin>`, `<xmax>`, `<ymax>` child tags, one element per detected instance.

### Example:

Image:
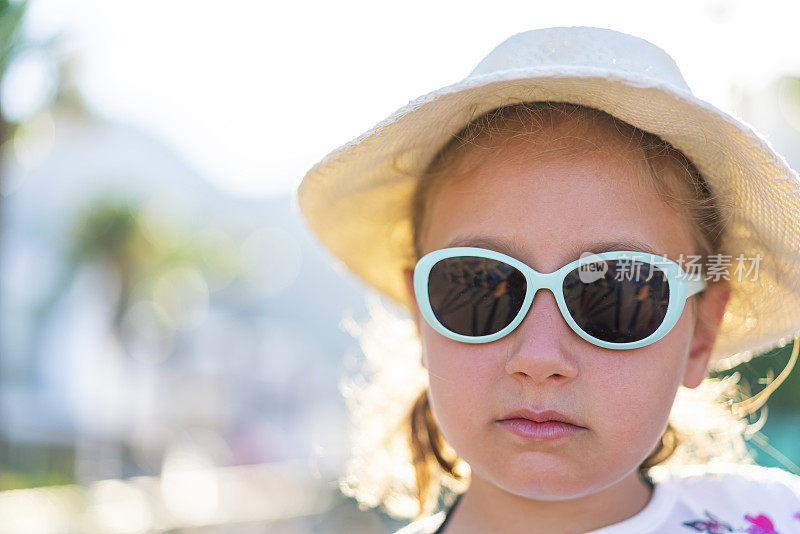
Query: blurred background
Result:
<box><xmin>1</xmin><ymin>0</ymin><xmax>799</xmax><ymax>532</ymax></box>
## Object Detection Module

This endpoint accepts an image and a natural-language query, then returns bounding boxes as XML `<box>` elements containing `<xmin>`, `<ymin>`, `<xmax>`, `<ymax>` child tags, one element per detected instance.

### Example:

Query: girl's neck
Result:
<box><xmin>441</xmin><ymin>469</ymin><xmax>654</xmax><ymax>534</ymax></box>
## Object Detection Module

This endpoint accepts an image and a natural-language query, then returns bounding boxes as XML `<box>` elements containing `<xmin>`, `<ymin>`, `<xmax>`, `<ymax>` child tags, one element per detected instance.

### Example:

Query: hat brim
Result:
<box><xmin>298</xmin><ymin>66</ymin><xmax>800</xmax><ymax>370</ymax></box>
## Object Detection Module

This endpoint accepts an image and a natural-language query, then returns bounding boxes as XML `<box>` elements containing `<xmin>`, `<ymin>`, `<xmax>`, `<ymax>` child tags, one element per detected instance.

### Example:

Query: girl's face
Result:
<box><xmin>404</xmin><ymin>128</ymin><xmax>723</xmax><ymax>501</ymax></box>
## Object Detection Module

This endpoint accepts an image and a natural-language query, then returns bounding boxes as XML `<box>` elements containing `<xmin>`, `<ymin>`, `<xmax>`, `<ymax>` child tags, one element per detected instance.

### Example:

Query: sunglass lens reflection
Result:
<box><xmin>428</xmin><ymin>256</ymin><xmax>527</xmax><ymax>337</ymax></box>
<box><xmin>562</xmin><ymin>259</ymin><xmax>670</xmax><ymax>343</ymax></box>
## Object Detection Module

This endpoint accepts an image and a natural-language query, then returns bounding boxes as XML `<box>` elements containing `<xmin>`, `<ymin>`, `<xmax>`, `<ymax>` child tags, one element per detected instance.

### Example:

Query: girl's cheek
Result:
<box><xmin>425</xmin><ymin>341</ymin><xmax>498</xmax><ymax>414</ymax></box>
<box><xmin>593</xmin><ymin>349</ymin><xmax>679</xmax><ymax>427</ymax></box>
<box><xmin>425</xmin><ymin>333</ymin><xmax>498</xmax><ymax>377</ymax></box>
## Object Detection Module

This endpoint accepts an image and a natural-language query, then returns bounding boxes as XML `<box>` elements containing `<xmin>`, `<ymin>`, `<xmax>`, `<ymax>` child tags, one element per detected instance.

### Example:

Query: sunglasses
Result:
<box><xmin>412</xmin><ymin>247</ymin><xmax>707</xmax><ymax>350</ymax></box>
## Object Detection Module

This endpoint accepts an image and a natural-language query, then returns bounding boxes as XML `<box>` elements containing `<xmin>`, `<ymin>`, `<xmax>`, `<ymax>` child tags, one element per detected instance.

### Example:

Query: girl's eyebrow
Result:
<box><xmin>443</xmin><ymin>235</ymin><xmax>659</xmax><ymax>262</ymax></box>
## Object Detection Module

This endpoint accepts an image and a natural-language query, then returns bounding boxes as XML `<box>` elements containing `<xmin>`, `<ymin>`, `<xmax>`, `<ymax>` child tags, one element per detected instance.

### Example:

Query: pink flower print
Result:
<box><xmin>744</xmin><ymin>514</ymin><xmax>778</xmax><ymax>534</ymax></box>
<box><xmin>793</xmin><ymin>512</ymin><xmax>800</xmax><ymax>521</ymax></box>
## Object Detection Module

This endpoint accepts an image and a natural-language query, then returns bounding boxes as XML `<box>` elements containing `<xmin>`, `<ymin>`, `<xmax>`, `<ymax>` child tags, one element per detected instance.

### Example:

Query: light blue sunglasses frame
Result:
<box><xmin>413</xmin><ymin>247</ymin><xmax>707</xmax><ymax>350</ymax></box>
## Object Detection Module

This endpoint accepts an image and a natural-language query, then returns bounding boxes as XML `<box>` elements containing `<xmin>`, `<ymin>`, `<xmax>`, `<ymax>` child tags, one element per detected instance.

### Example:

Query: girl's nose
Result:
<box><xmin>503</xmin><ymin>288</ymin><xmax>579</xmax><ymax>383</ymax></box>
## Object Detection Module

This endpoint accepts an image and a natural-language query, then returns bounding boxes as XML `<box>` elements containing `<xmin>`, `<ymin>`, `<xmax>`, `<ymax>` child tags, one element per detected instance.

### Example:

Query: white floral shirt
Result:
<box><xmin>393</xmin><ymin>463</ymin><xmax>800</xmax><ymax>534</ymax></box>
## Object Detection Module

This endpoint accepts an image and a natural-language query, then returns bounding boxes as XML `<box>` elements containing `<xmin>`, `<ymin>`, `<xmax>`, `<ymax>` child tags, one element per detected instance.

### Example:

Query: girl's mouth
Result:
<box><xmin>496</xmin><ymin>418</ymin><xmax>584</xmax><ymax>440</ymax></box>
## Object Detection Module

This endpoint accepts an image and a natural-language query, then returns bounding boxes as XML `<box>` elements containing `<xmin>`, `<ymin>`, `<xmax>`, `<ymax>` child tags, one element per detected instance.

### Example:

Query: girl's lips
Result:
<box><xmin>496</xmin><ymin>418</ymin><xmax>584</xmax><ymax>440</ymax></box>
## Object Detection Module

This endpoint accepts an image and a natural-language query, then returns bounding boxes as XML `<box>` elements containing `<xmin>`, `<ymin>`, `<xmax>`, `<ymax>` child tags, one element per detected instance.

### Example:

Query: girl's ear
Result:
<box><xmin>683</xmin><ymin>279</ymin><xmax>732</xmax><ymax>388</ymax></box>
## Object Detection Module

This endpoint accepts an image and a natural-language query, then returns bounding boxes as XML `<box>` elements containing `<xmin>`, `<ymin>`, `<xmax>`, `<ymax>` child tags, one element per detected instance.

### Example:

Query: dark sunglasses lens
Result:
<box><xmin>563</xmin><ymin>259</ymin><xmax>670</xmax><ymax>343</ymax></box>
<box><xmin>428</xmin><ymin>256</ymin><xmax>527</xmax><ymax>337</ymax></box>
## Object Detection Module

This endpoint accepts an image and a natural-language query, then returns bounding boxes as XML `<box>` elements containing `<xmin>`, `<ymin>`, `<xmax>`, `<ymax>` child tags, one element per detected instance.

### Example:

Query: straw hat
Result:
<box><xmin>297</xmin><ymin>26</ymin><xmax>800</xmax><ymax>370</ymax></box>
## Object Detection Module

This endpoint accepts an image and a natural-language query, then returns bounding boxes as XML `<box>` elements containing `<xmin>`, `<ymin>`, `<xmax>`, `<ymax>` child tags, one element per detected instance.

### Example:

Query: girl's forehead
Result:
<box><xmin>433</xmin><ymin>119</ymin><xmax>655</xmax><ymax>198</ymax></box>
<box><xmin>461</xmin><ymin>111</ymin><xmax>645</xmax><ymax>164</ymax></box>
<box><xmin>419</xmin><ymin>138</ymin><xmax>696</xmax><ymax>270</ymax></box>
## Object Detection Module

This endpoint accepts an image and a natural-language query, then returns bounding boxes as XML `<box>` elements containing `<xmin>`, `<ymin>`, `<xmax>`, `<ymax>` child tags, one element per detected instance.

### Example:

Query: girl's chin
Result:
<box><xmin>482</xmin><ymin>461</ymin><xmax>649</xmax><ymax>502</ymax></box>
<box><xmin>490</xmin><ymin>478</ymin><xmax>598</xmax><ymax>501</ymax></box>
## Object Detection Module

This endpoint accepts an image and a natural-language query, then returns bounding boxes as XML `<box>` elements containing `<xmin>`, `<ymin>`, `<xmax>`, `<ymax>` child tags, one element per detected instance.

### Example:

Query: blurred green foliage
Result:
<box><xmin>32</xmin><ymin>196</ymin><xmax>241</xmax><ymax>348</ymax></box>
<box><xmin>0</xmin><ymin>0</ymin><xmax>27</xmax><ymax>72</ymax></box>
<box><xmin>0</xmin><ymin>0</ymin><xmax>27</xmax><ymax>144</ymax></box>
<box><xmin>0</xmin><ymin>442</ymin><xmax>74</xmax><ymax>491</ymax></box>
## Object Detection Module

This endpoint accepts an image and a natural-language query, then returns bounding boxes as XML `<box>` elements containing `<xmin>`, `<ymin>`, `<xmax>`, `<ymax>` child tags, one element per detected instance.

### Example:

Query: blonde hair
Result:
<box><xmin>338</xmin><ymin>101</ymin><xmax>794</xmax><ymax>521</ymax></box>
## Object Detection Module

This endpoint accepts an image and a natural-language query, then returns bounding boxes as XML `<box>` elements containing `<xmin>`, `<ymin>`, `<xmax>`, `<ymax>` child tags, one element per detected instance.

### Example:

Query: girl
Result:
<box><xmin>298</xmin><ymin>27</ymin><xmax>800</xmax><ymax>533</ymax></box>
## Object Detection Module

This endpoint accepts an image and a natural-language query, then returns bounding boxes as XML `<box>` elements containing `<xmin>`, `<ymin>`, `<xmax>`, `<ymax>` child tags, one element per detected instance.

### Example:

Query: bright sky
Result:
<box><xmin>9</xmin><ymin>0</ymin><xmax>800</xmax><ymax>198</ymax></box>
